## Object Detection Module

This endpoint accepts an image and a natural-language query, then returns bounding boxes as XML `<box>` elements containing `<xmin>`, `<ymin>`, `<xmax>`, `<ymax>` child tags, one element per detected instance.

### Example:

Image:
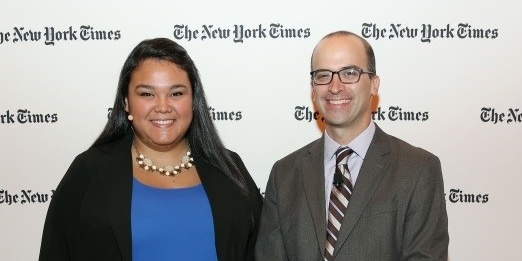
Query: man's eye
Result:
<box><xmin>341</xmin><ymin>69</ymin><xmax>358</xmax><ymax>76</ymax></box>
<box><xmin>316</xmin><ymin>72</ymin><xmax>330</xmax><ymax>79</ymax></box>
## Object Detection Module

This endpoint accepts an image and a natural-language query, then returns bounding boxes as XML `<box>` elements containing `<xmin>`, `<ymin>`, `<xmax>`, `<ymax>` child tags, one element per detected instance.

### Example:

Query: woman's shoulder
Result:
<box><xmin>71</xmin><ymin>136</ymin><xmax>129</xmax><ymax>167</ymax></box>
<box><xmin>225</xmin><ymin>149</ymin><xmax>242</xmax><ymax>161</ymax></box>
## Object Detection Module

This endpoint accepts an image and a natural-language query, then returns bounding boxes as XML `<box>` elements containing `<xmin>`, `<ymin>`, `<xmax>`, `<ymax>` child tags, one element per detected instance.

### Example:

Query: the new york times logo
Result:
<box><xmin>173</xmin><ymin>23</ymin><xmax>311</xmax><ymax>43</ymax></box>
<box><xmin>107</xmin><ymin>106</ymin><xmax>243</xmax><ymax>121</ymax></box>
<box><xmin>294</xmin><ymin>106</ymin><xmax>429</xmax><ymax>122</ymax></box>
<box><xmin>0</xmin><ymin>189</ymin><xmax>54</xmax><ymax>205</ymax></box>
<box><xmin>480</xmin><ymin>107</ymin><xmax>522</xmax><ymax>124</ymax></box>
<box><xmin>361</xmin><ymin>22</ymin><xmax>498</xmax><ymax>43</ymax></box>
<box><xmin>445</xmin><ymin>188</ymin><xmax>489</xmax><ymax>203</ymax></box>
<box><xmin>295</xmin><ymin>106</ymin><xmax>323</xmax><ymax>122</ymax></box>
<box><xmin>0</xmin><ymin>109</ymin><xmax>58</xmax><ymax>124</ymax></box>
<box><xmin>0</xmin><ymin>25</ymin><xmax>121</xmax><ymax>46</ymax></box>
<box><xmin>208</xmin><ymin>106</ymin><xmax>242</xmax><ymax>121</ymax></box>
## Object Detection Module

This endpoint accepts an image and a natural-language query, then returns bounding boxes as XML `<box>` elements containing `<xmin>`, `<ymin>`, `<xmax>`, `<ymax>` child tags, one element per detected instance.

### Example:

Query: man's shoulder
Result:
<box><xmin>382</xmin><ymin>130</ymin><xmax>438</xmax><ymax>161</ymax></box>
<box><xmin>276</xmin><ymin>137</ymin><xmax>322</xmax><ymax>164</ymax></box>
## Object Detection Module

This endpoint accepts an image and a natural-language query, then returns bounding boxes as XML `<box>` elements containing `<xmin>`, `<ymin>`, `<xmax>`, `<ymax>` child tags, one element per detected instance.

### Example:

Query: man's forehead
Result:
<box><xmin>311</xmin><ymin>36</ymin><xmax>367</xmax><ymax>68</ymax></box>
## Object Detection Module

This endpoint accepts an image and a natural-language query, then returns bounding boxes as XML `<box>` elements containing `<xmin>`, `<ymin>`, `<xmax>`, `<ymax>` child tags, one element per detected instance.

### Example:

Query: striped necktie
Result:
<box><xmin>324</xmin><ymin>147</ymin><xmax>354</xmax><ymax>261</ymax></box>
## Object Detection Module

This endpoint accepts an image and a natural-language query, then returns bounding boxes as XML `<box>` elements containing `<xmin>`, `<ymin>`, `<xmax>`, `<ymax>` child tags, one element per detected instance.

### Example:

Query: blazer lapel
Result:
<box><xmin>333</xmin><ymin>126</ymin><xmax>392</xmax><ymax>257</ymax></box>
<box><xmin>100</xmin><ymin>134</ymin><xmax>134</xmax><ymax>261</ymax></box>
<box><xmin>194</xmin><ymin>154</ymin><xmax>230</xmax><ymax>261</ymax></box>
<box><xmin>302</xmin><ymin>137</ymin><xmax>328</xmax><ymax>254</ymax></box>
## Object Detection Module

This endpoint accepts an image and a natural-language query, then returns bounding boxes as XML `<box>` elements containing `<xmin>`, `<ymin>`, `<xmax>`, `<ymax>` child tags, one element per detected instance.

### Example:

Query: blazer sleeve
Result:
<box><xmin>229</xmin><ymin>151</ymin><xmax>264</xmax><ymax>261</ymax></box>
<box><xmin>255</xmin><ymin>161</ymin><xmax>289</xmax><ymax>261</ymax></box>
<box><xmin>39</xmin><ymin>153</ymin><xmax>91</xmax><ymax>261</ymax></box>
<box><xmin>402</xmin><ymin>155</ymin><xmax>449</xmax><ymax>261</ymax></box>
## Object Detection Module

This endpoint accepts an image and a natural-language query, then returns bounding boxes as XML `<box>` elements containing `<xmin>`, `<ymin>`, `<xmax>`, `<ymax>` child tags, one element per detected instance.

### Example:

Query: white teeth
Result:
<box><xmin>329</xmin><ymin>99</ymin><xmax>349</xmax><ymax>105</ymax></box>
<box><xmin>153</xmin><ymin>120</ymin><xmax>173</xmax><ymax>124</ymax></box>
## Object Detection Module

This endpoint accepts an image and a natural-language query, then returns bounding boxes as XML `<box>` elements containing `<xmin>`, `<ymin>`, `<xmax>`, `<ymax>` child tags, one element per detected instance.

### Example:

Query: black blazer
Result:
<box><xmin>39</xmin><ymin>133</ymin><xmax>263</xmax><ymax>261</ymax></box>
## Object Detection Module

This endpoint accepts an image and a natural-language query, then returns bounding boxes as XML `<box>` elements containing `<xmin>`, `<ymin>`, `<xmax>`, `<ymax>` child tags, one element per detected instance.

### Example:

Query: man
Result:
<box><xmin>255</xmin><ymin>31</ymin><xmax>449</xmax><ymax>260</ymax></box>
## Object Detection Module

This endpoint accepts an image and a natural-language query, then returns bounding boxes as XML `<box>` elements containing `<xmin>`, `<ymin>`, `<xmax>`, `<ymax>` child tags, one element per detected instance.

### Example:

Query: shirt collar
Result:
<box><xmin>324</xmin><ymin>121</ymin><xmax>376</xmax><ymax>162</ymax></box>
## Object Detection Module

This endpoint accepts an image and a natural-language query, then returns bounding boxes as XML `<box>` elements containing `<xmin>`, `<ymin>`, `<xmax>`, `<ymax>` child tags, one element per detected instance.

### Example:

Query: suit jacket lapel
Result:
<box><xmin>100</xmin><ymin>134</ymin><xmax>133</xmax><ymax>261</ymax></box>
<box><xmin>333</xmin><ymin>126</ymin><xmax>392</xmax><ymax>257</ymax></box>
<box><xmin>302</xmin><ymin>137</ymin><xmax>328</xmax><ymax>254</ymax></box>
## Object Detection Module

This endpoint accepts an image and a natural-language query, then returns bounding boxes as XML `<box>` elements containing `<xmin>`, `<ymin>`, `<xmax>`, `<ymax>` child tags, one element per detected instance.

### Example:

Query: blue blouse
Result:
<box><xmin>131</xmin><ymin>178</ymin><xmax>218</xmax><ymax>261</ymax></box>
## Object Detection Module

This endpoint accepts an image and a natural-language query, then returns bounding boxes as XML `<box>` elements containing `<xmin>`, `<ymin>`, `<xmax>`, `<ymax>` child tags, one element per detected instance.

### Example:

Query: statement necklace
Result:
<box><xmin>132</xmin><ymin>141</ymin><xmax>194</xmax><ymax>177</ymax></box>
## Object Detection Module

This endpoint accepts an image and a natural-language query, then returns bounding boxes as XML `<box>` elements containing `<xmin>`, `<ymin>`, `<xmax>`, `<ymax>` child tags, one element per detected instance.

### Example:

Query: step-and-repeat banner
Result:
<box><xmin>1</xmin><ymin>1</ymin><xmax>520</xmax><ymax>260</ymax></box>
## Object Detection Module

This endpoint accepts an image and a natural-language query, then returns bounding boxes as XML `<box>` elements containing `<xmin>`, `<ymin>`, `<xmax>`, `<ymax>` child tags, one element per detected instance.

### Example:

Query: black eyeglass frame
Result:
<box><xmin>310</xmin><ymin>66</ymin><xmax>375</xmax><ymax>85</ymax></box>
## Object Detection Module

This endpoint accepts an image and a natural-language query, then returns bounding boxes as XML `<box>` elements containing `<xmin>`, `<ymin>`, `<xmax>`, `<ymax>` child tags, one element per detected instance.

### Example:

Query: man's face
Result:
<box><xmin>311</xmin><ymin>35</ymin><xmax>379</xmax><ymax>135</ymax></box>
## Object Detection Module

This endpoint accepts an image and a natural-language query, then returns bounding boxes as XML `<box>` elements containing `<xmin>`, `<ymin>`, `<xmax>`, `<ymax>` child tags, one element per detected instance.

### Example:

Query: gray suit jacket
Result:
<box><xmin>256</xmin><ymin>125</ymin><xmax>448</xmax><ymax>260</ymax></box>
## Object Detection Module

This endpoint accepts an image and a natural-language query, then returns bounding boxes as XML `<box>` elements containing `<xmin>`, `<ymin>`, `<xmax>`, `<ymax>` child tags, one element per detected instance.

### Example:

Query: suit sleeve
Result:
<box><xmin>255</xmin><ymin>161</ymin><xmax>289</xmax><ymax>261</ymax></box>
<box><xmin>39</xmin><ymin>154</ymin><xmax>90</xmax><ymax>261</ymax></box>
<box><xmin>402</xmin><ymin>155</ymin><xmax>449</xmax><ymax>261</ymax></box>
<box><xmin>229</xmin><ymin>151</ymin><xmax>264</xmax><ymax>261</ymax></box>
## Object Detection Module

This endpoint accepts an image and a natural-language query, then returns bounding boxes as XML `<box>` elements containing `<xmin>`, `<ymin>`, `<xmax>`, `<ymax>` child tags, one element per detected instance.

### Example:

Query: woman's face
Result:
<box><xmin>125</xmin><ymin>58</ymin><xmax>193</xmax><ymax>151</ymax></box>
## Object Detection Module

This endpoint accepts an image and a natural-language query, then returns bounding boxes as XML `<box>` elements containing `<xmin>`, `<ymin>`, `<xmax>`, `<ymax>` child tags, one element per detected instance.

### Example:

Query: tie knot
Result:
<box><xmin>335</xmin><ymin>147</ymin><xmax>353</xmax><ymax>165</ymax></box>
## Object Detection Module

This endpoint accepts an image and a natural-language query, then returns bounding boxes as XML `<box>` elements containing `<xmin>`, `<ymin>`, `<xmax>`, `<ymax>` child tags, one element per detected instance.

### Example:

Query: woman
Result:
<box><xmin>39</xmin><ymin>38</ymin><xmax>263</xmax><ymax>261</ymax></box>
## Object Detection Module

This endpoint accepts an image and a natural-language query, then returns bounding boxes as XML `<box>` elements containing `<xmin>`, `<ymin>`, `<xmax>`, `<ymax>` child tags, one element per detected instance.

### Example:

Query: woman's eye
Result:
<box><xmin>139</xmin><ymin>92</ymin><xmax>153</xmax><ymax>97</ymax></box>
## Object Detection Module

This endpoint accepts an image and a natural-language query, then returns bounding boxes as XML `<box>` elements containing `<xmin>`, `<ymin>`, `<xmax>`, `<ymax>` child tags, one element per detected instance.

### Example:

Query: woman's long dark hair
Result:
<box><xmin>92</xmin><ymin>38</ymin><xmax>251</xmax><ymax>210</ymax></box>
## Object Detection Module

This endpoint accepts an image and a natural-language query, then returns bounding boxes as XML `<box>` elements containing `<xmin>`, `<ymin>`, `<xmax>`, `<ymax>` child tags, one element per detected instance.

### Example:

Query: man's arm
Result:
<box><xmin>255</xmin><ymin>163</ymin><xmax>289</xmax><ymax>261</ymax></box>
<box><xmin>402</xmin><ymin>155</ymin><xmax>449</xmax><ymax>261</ymax></box>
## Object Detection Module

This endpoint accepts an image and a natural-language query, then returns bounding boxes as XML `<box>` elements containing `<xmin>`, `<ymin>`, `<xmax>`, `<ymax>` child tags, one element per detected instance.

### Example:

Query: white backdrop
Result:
<box><xmin>1</xmin><ymin>1</ymin><xmax>521</xmax><ymax>260</ymax></box>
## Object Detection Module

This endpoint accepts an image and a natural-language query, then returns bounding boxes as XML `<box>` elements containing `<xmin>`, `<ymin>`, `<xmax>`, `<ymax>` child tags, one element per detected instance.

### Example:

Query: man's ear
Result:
<box><xmin>371</xmin><ymin>75</ymin><xmax>380</xmax><ymax>95</ymax></box>
<box><xmin>311</xmin><ymin>83</ymin><xmax>316</xmax><ymax>102</ymax></box>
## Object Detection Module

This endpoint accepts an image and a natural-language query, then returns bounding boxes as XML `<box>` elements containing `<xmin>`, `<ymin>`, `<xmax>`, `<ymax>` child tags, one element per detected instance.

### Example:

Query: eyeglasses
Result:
<box><xmin>310</xmin><ymin>67</ymin><xmax>375</xmax><ymax>85</ymax></box>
